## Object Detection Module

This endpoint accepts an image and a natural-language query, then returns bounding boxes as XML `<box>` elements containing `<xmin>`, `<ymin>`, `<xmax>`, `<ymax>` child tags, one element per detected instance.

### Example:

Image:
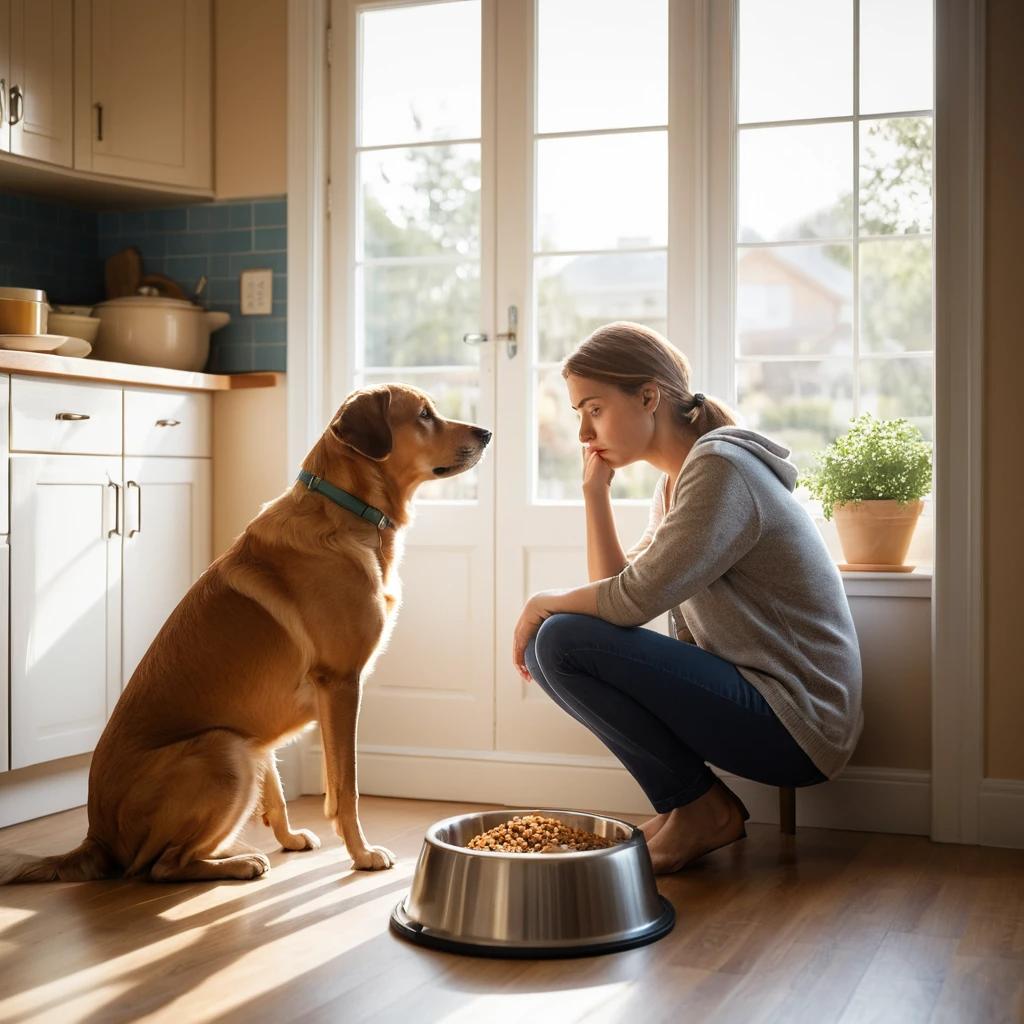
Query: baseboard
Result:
<box><xmin>302</xmin><ymin>743</ymin><xmax>933</xmax><ymax>837</ymax></box>
<box><xmin>978</xmin><ymin>779</ymin><xmax>1024</xmax><ymax>848</ymax></box>
<box><xmin>0</xmin><ymin>755</ymin><xmax>90</xmax><ymax>829</ymax></box>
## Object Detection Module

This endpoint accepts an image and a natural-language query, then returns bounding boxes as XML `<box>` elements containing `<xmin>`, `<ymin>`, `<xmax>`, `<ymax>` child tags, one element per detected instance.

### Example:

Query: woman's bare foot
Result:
<box><xmin>645</xmin><ymin>783</ymin><xmax>747</xmax><ymax>874</ymax></box>
<box><xmin>638</xmin><ymin>812</ymin><xmax>671</xmax><ymax>844</ymax></box>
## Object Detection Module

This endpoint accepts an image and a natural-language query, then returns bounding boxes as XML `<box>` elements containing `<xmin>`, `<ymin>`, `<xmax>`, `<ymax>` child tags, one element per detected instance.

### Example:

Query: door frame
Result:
<box><xmin>286</xmin><ymin>0</ymin><xmax>989</xmax><ymax>843</ymax></box>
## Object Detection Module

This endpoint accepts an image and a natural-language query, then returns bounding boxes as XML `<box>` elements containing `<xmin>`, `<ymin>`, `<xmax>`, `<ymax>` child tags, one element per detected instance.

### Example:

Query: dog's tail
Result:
<box><xmin>0</xmin><ymin>836</ymin><xmax>118</xmax><ymax>884</ymax></box>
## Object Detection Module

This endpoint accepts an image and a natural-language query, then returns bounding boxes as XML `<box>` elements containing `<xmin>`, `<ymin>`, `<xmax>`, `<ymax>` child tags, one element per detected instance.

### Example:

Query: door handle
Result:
<box><xmin>107</xmin><ymin>481</ymin><xmax>121</xmax><ymax>538</ymax></box>
<box><xmin>462</xmin><ymin>305</ymin><xmax>519</xmax><ymax>359</ymax></box>
<box><xmin>155</xmin><ymin>418</ymin><xmax>181</xmax><ymax>427</ymax></box>
<box><xmin>9</xmin><ymin>84</ymin><xmax>23</xmax><ymax>127</ymax></box>
<box><xmin>56</xmin><ymin>411</ymin><xmax>90</xmax><ymax>421</ymax></box>
<box><xmin>126</xmin><ymin>480</ymin><xmax>141</xmax><ymax>537</ymax></box>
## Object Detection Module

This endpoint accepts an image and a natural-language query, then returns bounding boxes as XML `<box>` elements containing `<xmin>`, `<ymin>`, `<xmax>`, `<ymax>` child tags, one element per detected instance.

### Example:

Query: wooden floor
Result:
<box><xmin>0</xmin><ymin>797</ymin><xmax>1022</xmax><ymax>1023</ymax></box>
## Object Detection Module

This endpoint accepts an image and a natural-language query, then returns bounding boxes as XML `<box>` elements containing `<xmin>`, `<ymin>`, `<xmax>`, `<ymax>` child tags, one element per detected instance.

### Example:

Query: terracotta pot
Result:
<box><xmin>832</xmin><ymin>499</ymin><xmax>924</xmax><ymax>569</ymax></box>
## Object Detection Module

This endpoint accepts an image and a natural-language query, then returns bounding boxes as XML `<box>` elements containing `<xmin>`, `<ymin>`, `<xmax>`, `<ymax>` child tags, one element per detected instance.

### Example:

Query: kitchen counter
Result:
<box><xmin>0</xmin><ymin>350</ymin><xmax>281</xmax><ymax>391</ymax></box>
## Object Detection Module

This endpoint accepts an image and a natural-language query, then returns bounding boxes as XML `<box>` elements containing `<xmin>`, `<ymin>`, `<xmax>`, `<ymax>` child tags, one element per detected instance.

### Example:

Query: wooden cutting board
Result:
<box><xmin>104</xmin><ymin>247</ymin><xmax>143</xmax><ymax>299</ymax></box>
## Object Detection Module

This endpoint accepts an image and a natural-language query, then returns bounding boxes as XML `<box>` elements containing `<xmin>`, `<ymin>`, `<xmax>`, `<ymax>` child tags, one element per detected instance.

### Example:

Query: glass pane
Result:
<box><xmin>359</xmin><ymin>2</ymin><xmax>481</xmax><ymax>147</ymax></box>
<box><xmin>738</xmin><ymin>124</ymin><xmax>853</xmax><ymax>242</ymax></box>
<box><xmin>361</xmin><ymin>144</ymin><xmax>480</xmax><ymax>259</ymax></box>
<box><xmin>536</xmin><ymin>367</ymin><xmax>661</xmax><ymax>501</ymax></box>
<box><xmin>360</xmin><ymin>368</ymin><xmax>481</xmax><ymax>501</ymax></box>
<box><xmin>537</xmin><ymin>0</ymin><xmax>667</xmax><ymax>134</ymax></box>
<box><xmin>859</xmin><ymin>117</ymin><xmax>933</xmax><ymax>236</ymax></box>
<box><xmin>536</xmin><ymin>132</ymin><xmax>667</xmax><ymax>252</ymax></box>
<box><xmin>536</xmin><ymin>252</ymin><xmax>667</xmax><ymax>363</ymax></box>
<box><xmin>860</xmin><ymin>357</ymin><xmax>933</xmax><ymax>442</ymax></box>
<box><xmin>737</xmin><ymin>245</ymin><xmax>853</xmax><ymax>356</ymax></box>
<box><xmin>860</xmin><ymin>0</ymin><xmax>933</xmax><ymax>116</ymax></box>
<box><xmin>738</xmin><ymin>0</ymin><xmax>852</xmax><ymax>124</ymax></box>
<box><xmin>859</xmin><ymin>238</ymin><xmax>932</xmax><ymax>353</ymax></box>
<box><xmin>736</xmin><ymin>359</ymin><xmax>854</xmax><ymax>473</ymax></box>
<box><xmin>360</xmin><ymin>262</ymin><xmax>480</xmax><ymax>367</ymax></box>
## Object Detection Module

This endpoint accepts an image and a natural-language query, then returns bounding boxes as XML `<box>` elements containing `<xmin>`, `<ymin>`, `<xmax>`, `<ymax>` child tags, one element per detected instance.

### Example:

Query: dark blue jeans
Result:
<box><xmin>524</xmin><ymin>614</ymin><xmax>825</xmax><ymax>812</ymax></box>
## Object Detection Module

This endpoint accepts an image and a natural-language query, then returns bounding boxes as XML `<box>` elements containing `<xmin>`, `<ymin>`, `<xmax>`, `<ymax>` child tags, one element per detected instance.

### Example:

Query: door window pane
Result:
<box><xmin>536</xmin><ymin>132</ymin><xmax>667</xmax><ymax>252</ymax></box>
<box><xmin>860</xmin><ymin>0</ymin><xmax>933</xmax><ymax>116</ymax></box>
<box><xmin>360</xmin><ymin>144</ymin><xmax>481</xmax><ymax>259</ymax></box>
<box><xmin>738</xmin><ymin>0</ymin><xmax>852</xmax><ymax>124</ymax></box>
<box><xmin>536</xmin><ymin>252</ymin><xmax>666</xmax><ymax>363</ymax></box>
<box><xmin>738</xmin><ymin>123</ymin><xmax>853</xmax><ymax>242</ymax></box>
<box><xmin>360</xmin><ymin>2</ymin><xmax>481</xmax><ymax>147</ymax></box>
<box><xmin>737</xmin><ymin>245</ymin><xmax>853</xmax><ymax>356</ymax></box>
<box><xmin>537</xmin><ymin>0</ymin><xmax>667</xmax><ymax>133</ymax></box>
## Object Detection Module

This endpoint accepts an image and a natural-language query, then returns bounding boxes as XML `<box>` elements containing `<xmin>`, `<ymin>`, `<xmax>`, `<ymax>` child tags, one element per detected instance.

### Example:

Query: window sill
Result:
<box><xmin>841</xmin><ymin>566</ymin><xmax>932</xmax><ymax>599</ymax></box>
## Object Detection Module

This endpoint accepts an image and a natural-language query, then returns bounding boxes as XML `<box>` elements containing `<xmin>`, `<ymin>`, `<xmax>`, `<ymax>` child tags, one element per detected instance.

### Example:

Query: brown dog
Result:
<box><xmin>0</xmin><ymin>384</ymin><xmax>491</xmax><ymax>883</ymax></box>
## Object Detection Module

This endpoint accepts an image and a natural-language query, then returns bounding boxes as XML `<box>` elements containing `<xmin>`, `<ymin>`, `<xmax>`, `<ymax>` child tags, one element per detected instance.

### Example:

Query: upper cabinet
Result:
<box><xmin>73</xmin><ymin>0</ymin><xmax>212</xmax><ymax>190</ymax></box>
<box><xmin>1</xmin><ymin>0</ymin><xmax>74</xmax><ymax>167</ymax></box>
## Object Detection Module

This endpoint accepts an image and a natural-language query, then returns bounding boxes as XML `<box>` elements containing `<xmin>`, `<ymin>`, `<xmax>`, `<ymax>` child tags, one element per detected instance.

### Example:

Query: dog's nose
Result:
<box><xmin>474</xmin><ymin>427</ymin><xmax>493</xmax><ymax>445</ymax></box>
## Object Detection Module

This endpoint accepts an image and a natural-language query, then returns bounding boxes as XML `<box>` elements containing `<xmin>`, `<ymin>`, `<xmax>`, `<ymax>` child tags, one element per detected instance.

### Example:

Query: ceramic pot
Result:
<box><xmin>833</xmin><ymin>499</ymin><xmax>924</xmax><ymax>569</ymax></box>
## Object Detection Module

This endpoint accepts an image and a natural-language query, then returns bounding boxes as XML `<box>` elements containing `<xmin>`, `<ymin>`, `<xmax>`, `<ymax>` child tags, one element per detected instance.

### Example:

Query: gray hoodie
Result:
<box><xmin>596</xmin><ymin>426</ymin><xmax>863</xmax><ymax>779</ymax></box>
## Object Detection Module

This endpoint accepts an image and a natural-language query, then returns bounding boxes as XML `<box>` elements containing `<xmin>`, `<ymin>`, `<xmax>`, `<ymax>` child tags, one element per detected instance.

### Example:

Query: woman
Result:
<box><xmin>512</xmin><ymin>322</ymin><xmax>863</xmax><ymax>873</ymax></box>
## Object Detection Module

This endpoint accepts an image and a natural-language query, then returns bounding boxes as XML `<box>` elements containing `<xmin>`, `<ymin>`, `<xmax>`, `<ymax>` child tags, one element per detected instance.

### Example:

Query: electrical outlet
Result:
<box><xmin>240</xmin><ymin>268</ymin><xmax>273</xmax><ymax>315</ymax></box>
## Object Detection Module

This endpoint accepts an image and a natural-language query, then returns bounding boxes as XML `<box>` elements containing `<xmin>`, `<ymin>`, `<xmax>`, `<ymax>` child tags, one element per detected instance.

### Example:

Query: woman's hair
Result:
<box><xmin>561</xmin><ymin>321</ymin><xmax>736</xmax><ymax>437</ymax></box>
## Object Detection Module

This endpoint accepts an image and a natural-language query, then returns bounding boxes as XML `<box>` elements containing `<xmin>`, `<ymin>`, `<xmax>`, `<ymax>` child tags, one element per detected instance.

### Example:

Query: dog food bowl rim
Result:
<box><xmin>424</xmin><ymin>806</ymin><xmax>642</xmax><ymax>859</ymax></box>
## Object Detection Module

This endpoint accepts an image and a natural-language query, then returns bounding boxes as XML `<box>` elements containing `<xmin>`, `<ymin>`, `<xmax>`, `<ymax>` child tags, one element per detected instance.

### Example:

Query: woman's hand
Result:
<box><xmin>512</xmin><ymin>590</ymin><xmax>564</xmax><ymax>681</ymax></box>
<box><xmin>582</xmin><ymin>444</ymin><xmax>614</xmax><ymax>495</ymax></box>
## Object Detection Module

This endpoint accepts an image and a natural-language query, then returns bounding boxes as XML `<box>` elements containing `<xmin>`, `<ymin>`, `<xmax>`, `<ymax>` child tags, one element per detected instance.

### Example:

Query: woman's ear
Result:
<box><xmin>331</xmin><ymin>386</ymin><xmax>393</xmax><ymax>461</ymax></box>
<box><xmin>641</xmin><ymin>385</ymin><xmax>660</xmax><ymax>414</ymax></box>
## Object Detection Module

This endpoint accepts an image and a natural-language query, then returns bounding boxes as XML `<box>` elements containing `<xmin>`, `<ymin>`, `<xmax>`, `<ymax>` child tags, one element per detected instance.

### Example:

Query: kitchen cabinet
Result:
<box><xmin>0</xmin><ymin>0</ymin><xmax>74</xmax><ymax>167</ymax></box>
<box><xmin>10</xmin><ymin>453</ymin><xmax>123</xmax><ymax>769</ymax></box>
<box><xmin>73</xmin><ymin>0</ymin><xmax>211</xmax><ymax>189</ymax></box>
<box><xmin>122</xmin><ymin>456</ymin><xmax>210</xmax><ymax>684</ymax></box>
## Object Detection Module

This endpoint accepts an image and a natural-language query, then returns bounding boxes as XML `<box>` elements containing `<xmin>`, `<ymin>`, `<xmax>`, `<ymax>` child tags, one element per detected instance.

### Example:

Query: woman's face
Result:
<box><xmin>565</xmin><ymin>373</ymin><xmax>656</xmax><ymax>468</ymax></box>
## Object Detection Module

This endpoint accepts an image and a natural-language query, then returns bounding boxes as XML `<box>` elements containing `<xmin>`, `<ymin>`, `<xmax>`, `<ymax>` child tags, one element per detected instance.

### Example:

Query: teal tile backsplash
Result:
<box><xmin>0</xmin><ymin>192</ymin><xmax>287</xmax><ymax>374</ymax></box>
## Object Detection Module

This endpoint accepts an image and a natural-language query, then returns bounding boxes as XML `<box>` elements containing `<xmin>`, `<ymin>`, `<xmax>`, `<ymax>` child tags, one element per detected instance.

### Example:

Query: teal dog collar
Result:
<box><xmin>297</xmin><ymin>469</ymin><xmax>394</xmax><ymax>530</ymax></box>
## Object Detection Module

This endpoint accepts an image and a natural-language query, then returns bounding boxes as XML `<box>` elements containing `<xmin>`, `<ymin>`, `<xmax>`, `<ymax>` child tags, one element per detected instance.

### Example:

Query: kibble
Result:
<box><xmin>465</xmin><ymin>814</ymin><xmax>618</xmax><ymax>854</ymax></box>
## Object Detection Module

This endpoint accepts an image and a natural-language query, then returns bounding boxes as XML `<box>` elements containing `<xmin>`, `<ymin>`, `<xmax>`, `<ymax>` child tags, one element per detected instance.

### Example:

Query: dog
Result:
<box><xmin>0</xmin><ymin>384</ymin><xmax>491</xmax><ymax>883</ymax></box>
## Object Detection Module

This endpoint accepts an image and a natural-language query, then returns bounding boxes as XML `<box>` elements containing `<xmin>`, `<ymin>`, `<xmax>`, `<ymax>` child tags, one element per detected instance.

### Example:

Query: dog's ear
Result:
<box><xmin>332</xmin><ymin>386</ymin><xmax>393</xmax><ymax>461</ymax></box>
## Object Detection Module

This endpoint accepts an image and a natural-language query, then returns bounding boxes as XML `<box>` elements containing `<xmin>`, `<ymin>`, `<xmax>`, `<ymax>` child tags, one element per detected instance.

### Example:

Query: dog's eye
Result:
<box><xmin>419</xmin><ymin>408</ymin><xmax>433</xmax><ymax>420</ymax></box>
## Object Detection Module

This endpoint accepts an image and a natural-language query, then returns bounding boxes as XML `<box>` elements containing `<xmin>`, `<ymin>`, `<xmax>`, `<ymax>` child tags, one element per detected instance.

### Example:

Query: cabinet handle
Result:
<box><xmin>56</xmin><ymin>411</ymin><xmax>90</xmax><ymax>421</ymax></box>
<box><xmin>107</xmin><ymin>481</ymin><xmax>121</xmax><ymax>538</ymax></box>
<box><xmin>9</xmin><ymin>84</ymin><xmax>23</xmax><ymax>127</ymax></box>
<box><xmin>94</xmin><ymin>101</ymin><xmax>103</xmax><ymax>141</ymax></box>
<box><xmin>126</xmin><ymin>480</ymin><xmax>141</xmax><ymax>537</ymax></box>
<box><xmin>155</xmin><ymin>418</ymin><xmax>181</xmax><ymax>427</ymax></box>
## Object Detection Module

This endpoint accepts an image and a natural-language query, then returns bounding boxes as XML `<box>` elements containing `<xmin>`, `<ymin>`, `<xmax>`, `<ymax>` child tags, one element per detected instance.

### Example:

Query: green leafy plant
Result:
<box><xmin>801</xmin><ymin>414</ymin><xmax>933</xmax><ymax>520</ymax></box>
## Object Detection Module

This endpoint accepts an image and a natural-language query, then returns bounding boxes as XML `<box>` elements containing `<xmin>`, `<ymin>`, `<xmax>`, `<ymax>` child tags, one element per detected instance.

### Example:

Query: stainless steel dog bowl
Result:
<box><xmin>390</xmin><ymin>808</ymin><xmax>675</xmax><ymax>958</ymax></box>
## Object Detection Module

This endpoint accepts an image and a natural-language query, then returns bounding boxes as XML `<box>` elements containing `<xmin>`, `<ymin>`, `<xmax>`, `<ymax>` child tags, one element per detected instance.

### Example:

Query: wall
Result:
<box><xmin>983</xmin><ymin>0</ymin><xmax>1024</xmax><ymax>780</ymax></box>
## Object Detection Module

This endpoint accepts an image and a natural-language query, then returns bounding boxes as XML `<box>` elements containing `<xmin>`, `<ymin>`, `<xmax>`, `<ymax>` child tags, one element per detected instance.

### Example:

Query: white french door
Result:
<box><xmin>328</xmin><ymin>0</ymin><xmax>703</xmax><ymax>776</ymax></box>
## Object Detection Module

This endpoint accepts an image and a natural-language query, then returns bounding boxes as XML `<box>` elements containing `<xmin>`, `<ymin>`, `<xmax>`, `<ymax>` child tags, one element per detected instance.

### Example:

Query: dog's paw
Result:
<box><xmin>241</xmin><ymin>853</ymin><xmax>271</xmax><ymax>879</ymax></box>
<box><xmin>351</xmin><ymin>845</ymin><xmax>396</xmax><ymax>871</ymax></box>
<box><xmin>281</xmin><ymin>828</ymin><xmax>321</xmax><ymax>852</ymax></box>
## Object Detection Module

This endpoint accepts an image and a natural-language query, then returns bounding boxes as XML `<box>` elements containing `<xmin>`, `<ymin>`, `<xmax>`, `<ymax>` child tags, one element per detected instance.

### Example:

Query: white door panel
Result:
<box><xmin>10</xmin><ymin>455</ymin><xmax>122</xmax><ymax>769</ymax></box>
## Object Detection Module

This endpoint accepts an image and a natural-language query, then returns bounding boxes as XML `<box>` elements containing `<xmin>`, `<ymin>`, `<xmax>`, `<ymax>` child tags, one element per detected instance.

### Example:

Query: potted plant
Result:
<box><xmin>802</xmin><ymin>414</ymin><xmax>932</xmax><ymax>572</ymax></box>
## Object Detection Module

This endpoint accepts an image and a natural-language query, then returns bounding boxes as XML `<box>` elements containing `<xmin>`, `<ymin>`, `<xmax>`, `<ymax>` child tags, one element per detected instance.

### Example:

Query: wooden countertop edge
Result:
<box><xmin>0</xmin><ymin>351</ymin><xmax>282</xmax><ymax>391</ymax></box>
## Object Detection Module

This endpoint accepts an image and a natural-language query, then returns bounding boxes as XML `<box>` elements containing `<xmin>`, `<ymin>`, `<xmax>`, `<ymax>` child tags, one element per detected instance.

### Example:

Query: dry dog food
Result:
<box><xmin>466</xmin><ymin>814</ymin><xmax>618</xmax><ymax>853</ymax></box>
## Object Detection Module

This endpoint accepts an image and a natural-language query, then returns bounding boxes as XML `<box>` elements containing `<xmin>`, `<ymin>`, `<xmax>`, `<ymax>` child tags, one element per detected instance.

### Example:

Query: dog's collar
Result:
<box><xmin>297</xmin><ymin>470</ymin><xmax>394</xmax><ymax>530</ymax></box>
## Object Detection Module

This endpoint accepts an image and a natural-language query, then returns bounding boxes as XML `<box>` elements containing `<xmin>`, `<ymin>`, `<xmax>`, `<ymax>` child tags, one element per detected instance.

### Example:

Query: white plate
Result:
<box><xmin>53</xmin><ymin>337</ymin><xmax>92</xmax><ymax>358</ymax></box>
<box><xmin>0</xmin><ymin>333</ymin><xmax>72</xmax><ymax>353</ymax></box>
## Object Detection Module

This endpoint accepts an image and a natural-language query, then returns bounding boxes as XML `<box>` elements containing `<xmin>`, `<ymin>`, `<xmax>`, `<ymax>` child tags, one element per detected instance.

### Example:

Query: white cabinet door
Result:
<box><xmin>0</xmin><ymin>538</ymin><xmax>9</xmax><ymax>774</ymax></box>
<box><xmin>122</xmin><ymin>457</ymin><xmax>211</xmax><ymax>686</ymax></box>
<box><xmin>73</xmin><ymin>0</ymin><xmax>211</xmax><ymax>189</ymax></box>
<box><xmin>8</xmin><ymin>0</ymin><xmax>73</xmax><ymax>167</ymax></box>
<box><xmin>10</xmin><ymin>455</ymin><xmax>122</xmax><ymax>769</ymax></box>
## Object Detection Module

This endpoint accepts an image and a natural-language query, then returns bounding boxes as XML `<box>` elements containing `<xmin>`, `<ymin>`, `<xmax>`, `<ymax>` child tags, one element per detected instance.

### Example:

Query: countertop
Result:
<box><xmin>0</xmin><ymin>349</ymin><xmax>281</xmax><ymax>391</ymax></box>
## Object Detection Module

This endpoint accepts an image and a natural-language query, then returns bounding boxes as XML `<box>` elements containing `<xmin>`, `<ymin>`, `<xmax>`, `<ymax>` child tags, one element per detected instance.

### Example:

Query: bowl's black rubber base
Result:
<box><xmin>389</xmin><ymin>896</ymin><xmax>676</xmax><ymax>959</ymax></box>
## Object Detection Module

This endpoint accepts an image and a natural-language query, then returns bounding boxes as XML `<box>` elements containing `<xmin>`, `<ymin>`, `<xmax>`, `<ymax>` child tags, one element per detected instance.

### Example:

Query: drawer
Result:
<box><xmin>11</xmin><ymin>376</ymin><xmax>122</xmax><ymax>455</ymax></box>
<box><xmin>124</xmin><ymin>389</ymin><xmax>211</xmax><ymax>457</ymax></box>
